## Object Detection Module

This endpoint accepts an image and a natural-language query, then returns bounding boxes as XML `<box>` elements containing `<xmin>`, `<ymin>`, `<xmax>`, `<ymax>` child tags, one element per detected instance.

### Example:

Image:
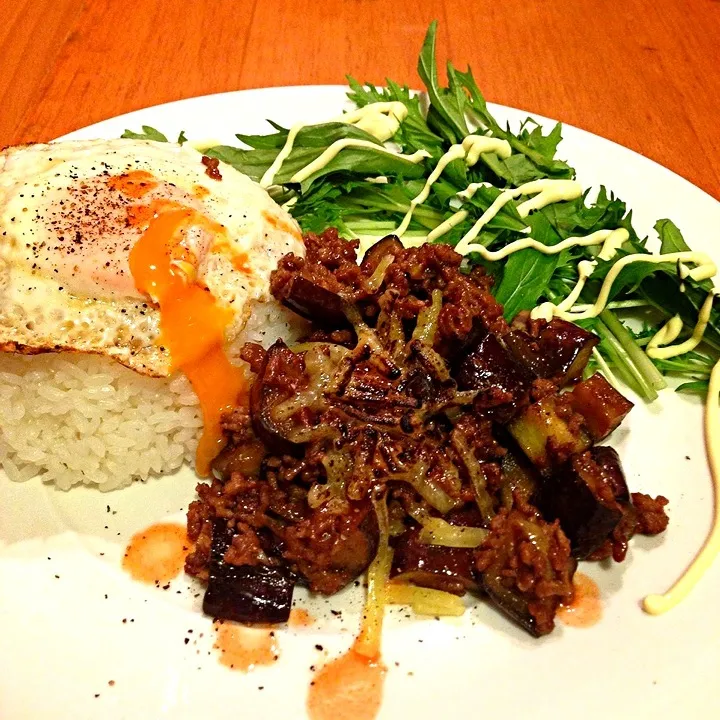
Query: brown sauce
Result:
<box><xmin>557</xmin><ymin>572</ymin><xmax>602</xmax><ymax>628</ymax></box>
<box><xmin>122</xmin><ymin>522</ymin><xmax>190</xmax><ymax>584</ymax></box>
<box><xmin>307</xmin><ymin>649</ymin><xmax>386</xmax><ymax>720</ymax></box>
<box><xmin>213</xmin><ymin>621</ymin><xmax>280</xmax><ymax>671</ymax></box>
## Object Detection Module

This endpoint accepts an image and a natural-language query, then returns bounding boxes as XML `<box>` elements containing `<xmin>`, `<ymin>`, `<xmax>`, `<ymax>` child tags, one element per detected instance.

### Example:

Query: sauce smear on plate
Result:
<box><xmin>288</xmin><ymin>608</ymin><xmax>315</xmax><ymax>628</ymax></box>
<box><xmin>122</xmin><ymin>522</ymin><xmax>189</xmax><ymax>584</ymax></box>
<box><xmin>557</xmin><ymin>572</ymin><xmax>602</xmax><ymax>628</ymax></box>
<box><xmin>213</xmin><ymin>621</ymin><xmax>279</xmax><ymax>671</ymax></box>
<box><xmin>307</xmin><ymin>648</ymin><xmax>386</xmax><ymax>720</ymax></box>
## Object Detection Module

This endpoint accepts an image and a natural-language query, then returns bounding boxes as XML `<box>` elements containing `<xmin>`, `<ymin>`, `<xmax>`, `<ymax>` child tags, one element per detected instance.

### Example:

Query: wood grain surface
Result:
<box><xmin>2</xmin><ymin>0</ymin><xmax>718</xmax><ymax>199</ymax></box>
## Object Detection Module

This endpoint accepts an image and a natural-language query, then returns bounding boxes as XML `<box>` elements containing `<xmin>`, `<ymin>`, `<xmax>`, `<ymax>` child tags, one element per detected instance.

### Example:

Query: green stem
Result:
<box><xmin>600</xmin><ymin>310</ymin><xmax>667</xmax><ymax>392</ymax></box>
<box><xmin>593</xmin><ymin>320</ymin><xmax>656</xmax><ymax>401</ymax></box>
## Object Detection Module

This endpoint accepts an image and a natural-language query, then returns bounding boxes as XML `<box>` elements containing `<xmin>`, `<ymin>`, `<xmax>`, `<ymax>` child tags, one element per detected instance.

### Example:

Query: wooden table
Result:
<box><xmin>2</xmin><ymin>0</ymin><xmax>718</xmax><ymax>199</ymax></box>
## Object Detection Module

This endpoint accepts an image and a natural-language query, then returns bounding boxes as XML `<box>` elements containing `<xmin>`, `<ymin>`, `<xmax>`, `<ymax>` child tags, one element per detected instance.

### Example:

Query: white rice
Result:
<box><xmin>0</xmin><ymin>301</ymin><xmax>305</xmax><ymax>491</ymax></box>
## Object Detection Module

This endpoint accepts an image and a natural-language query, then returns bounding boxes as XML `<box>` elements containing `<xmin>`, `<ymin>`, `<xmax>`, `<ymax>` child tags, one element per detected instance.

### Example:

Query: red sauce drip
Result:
<box><xmin>307</xmin><ymin>649</ymin><xmax>386</xmax><ymax>720</ymax></box>
<box><xmin>107</xmin><ymin>170</ymin><xmax>158</xmax><ymax>198</ymax></box>
<box><xmin>262</xmin><ymin>209</ymin><xmax>302</xmax><ymax>240</ymax></box>
<box><xmin>122</xmin><ymin>522</ymin><xmax>190</xmax><ymax>584</ymax></box>
<box><xmin>212</xmin><ymin>621</ymin><xmax>279</xmax><ymax>671</ymax></box>
<box><xmin>288</xmin><ymin>608</ymin><xmax>315</xmax><ymax>628</ymax></box>
<box><xmin>557</xmin><ymin>572</ymin><xmax>602</xmax><ymax>628</ymax></box>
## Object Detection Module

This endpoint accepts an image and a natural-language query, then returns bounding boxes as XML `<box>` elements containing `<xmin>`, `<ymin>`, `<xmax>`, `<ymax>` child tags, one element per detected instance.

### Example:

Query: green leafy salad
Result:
<box><xmin>124</xmin><ymin>21</ymin><xmax>719</xmax><ymax>404</ymax></box>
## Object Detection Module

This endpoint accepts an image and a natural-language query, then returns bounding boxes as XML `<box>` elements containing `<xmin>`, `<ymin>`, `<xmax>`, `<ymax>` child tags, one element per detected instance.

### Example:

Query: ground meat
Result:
<box><xmin>201</xmin><ymin>155</ymin><xmax>222</xmax><ymax>180</ymax></box>
<box><xmin>585</xmin><ymin>491</ymin><xmax>669</xmax><ymax>562</ymax></box>
<box><xmin>187</xmin><ymin>229</ymin><xmax>663</xmax><ymax>636</ymax></box>
<box><xmin>223</xmin><ymin>523</ymin><xmax>266</xmax><ymax>566</ymax></box>
<box><xmin>282</xmin><ymin>501</ymin><xmax>379</xmax><ymax>594</ymax></box>
<box><xmin>271</xmin><ymin>229</ymin><xmax>366</xmax><ymax>301</ymax></box>
<box><xmin>239</xmin><ymin>343</ymin><xmax>267</xmax><ymax>374</ymax></box>
<box><xmin>531</xmin><ymin>377</ymin><xmax>559</xmax><ymax>402</ymax></box>
<box><xmin>185</xmin><ymin>499</ymin><xmax>214</xmax><ymax>580</ymax></box>
<box><xmin>632</xmin><ymin>492</ymin><xmax>670</xmax><ymax>535</ymax></box>
<box><xmin>474</xmin><ymin>496</ymin><xmax>575</xmax><ymax>636</ymax></box>
<box><xmin>271</xmin><ymin>230</ymin><xmax>508</xmax><ymax>359</ymax></box>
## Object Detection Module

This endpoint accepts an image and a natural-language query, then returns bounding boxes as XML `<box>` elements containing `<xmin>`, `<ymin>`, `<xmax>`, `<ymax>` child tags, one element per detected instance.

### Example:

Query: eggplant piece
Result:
<box><xmin>211</xmin><ymin>439</ymin><xmax>266</xmax><ymax>480</ymax></box>
<box><xmin>453</xmin><ymin>330</ymin><xmax>533</xmax><ymax>423</ymax></box>
<box><xmin>284</xmin><ymin>501</ymin><xmax>380</xmax><ymax>595</ymax></box>
<box><xmin>505</xmin><ymin>319</ymin><xmax>598</xmax><ymax>386</ymax></box>
<box><xmin>538</xmin><ymin>319</ymin><xmax>598</xmax><ymax>385</ymax></box>
<box><xmin>537</xmin><ymin>446</ymin><xmax>630</xmax><ymax>559</ymax></box>
<box><xmin>279</xmin><ymin>275</ymin><xmax>348</xmax><ymax>327</ymax></box>
<box><xmin>482</xmin><ymin>570</ymin><xmax>538</xmax><ymax>636</ymax></box>
<box><xmin>570</xmin><ymin>373</ymin><xmax>633</xmax><ymax>441</ymax></box>
<box><xmin>249</xmin><ymin>340</ymin><xmax>303</xmax><ymax>455</ymax></box>
<box><xmin>499</xmin><ymin>450</ymin><xmax>539</xmax><ymax>509</ymax></box>
<box><xmin>360</xmin><ymin>235</ymin><xmax>403</xmax><ymax>275</ymax></box>
<box><xmin>391</xmin><ymin>528</ymin><xmax>477</xmax><ymax>596</ymax></box>
<box><xmin>203</xmin><ymin>520</ymin><xmax>295</xmax><ymax>623</ymax></box>
<box><xmin>474</xmin><ymin>508</ymin><xmax>577</xmax><ymax>637</ymax></box>
<box><xmin>507</xmin><ymin>394</ymin><xmax>592</xmax><ymax>472</ymax></box>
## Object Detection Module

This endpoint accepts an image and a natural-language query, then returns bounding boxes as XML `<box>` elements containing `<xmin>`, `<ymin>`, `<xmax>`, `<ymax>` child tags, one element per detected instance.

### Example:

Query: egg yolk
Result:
<box><xmin>128</xmin><ymin>199</ymin><xmax>245</xmax><ymax>476</ymax></box>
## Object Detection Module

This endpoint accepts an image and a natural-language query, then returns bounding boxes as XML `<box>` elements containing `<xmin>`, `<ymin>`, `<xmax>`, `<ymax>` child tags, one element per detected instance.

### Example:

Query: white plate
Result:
<box><xmin>2</xmin><ymin>86</ymin><xmax>720</xmax><ymax>720</ymax></box>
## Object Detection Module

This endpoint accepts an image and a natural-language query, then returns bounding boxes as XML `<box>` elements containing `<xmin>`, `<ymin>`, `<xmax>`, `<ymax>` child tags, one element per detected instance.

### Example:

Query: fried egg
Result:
<box><xmin>0</xmin><ymin>138</ymin><xmax>304</xmax><ymax>472</ymax></box>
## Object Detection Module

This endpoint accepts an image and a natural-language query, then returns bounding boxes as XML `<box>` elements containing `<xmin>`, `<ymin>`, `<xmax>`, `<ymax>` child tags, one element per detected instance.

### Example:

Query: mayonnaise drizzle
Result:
<box><xmin>643</xmin><ymin>356</ymin><xmax>720</xmax><ymax>615</ymax></box>
<box><xmin>453</xmin><ymin>179</ymin><xmax>583</xmax><ymax>254</ymax></box>
<box><xmin>394</xmin><ymin>136</ymin><xmax>511</xmax><ymax>236</ymax></box>
<box><xmin>259</xmin><ymin>102</ymin><xmax>414</xmax><ymax>188</ymax></box>
<box><xmin>646</xmin><ymin>291</ymin><xmax>716</xmax><ymax>360</ymax></box>
<box><xmin>557</xmin><ymin>260</ymin><xmax>597</xmax><ymax>311</ymax></box>
<box><xmin>534</xmin><ymin>251</ymin><xmax>717</xmax><ymax>322</ymax></box>
<box><xmin>467</xmin><ymin>227</ymin><xmax>629</xmax><ymax>271</ymax></box>
<box><xmin>290</xmin><ymin>141</ymin><xmax>429</xmax><ymax>184</ymax></box>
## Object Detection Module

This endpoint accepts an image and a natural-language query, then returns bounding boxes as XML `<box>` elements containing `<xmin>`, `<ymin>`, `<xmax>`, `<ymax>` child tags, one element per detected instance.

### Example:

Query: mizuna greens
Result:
<box><xmin>124</xmin><ymin>21</ymin><xmax>719</xmax><ymax>403</ymax></box>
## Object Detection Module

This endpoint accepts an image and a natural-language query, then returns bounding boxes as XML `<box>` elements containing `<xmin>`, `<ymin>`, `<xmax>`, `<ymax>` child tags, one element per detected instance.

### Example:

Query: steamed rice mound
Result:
<box><xmin>0</xmin><ymin>353</ymin><xmax>203</xmax><ymax>491</ymax></box>
<box><xmin>0</xmin><ymin>301</ymin><xmax>304</xmax><ymax>491</ymax></box>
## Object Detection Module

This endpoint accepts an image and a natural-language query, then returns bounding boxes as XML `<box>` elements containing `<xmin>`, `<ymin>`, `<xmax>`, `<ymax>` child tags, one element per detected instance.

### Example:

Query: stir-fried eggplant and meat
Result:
<box><xmin>185</xmin><ymin>229</ymin><xmax>669</xmax><ymax>637</ymax></box>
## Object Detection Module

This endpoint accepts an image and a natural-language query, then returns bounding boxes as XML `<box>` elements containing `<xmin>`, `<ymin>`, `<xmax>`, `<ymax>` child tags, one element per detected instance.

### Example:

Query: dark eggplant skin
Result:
<box><xmin>249</xmin><ymin>341</ymin><xmax>303</xmax><ymax>456</ymax></box>
<box><xmin>391</xmin><ymin>528</ymin><xmax>477</xmax><ymax>596</ymax></box>
<box><xmin>570</xmin><ymin>373</ymin><xmax>634</xmax><ymax>441</ymax></box>
<box><xmin>505</xmin><ymin>319</ymin><xmax>598</xmax><ymax>386</ymax></box>
<box><xmin>211</xmin><ymin>439</ymin><xmax>266</xmax><ymax>480</ymax></box>
<box><xmin>481</xmin><ymin>572</ymin><xmax>539</xmax><ymax>637</ymax></box>
<box><xmin>536</xmin><ymin>446</ymin><xmax>629</xmax><ymax>559</ymax></box>
<box><xmin>480</xmin><ymin>556</ymin><xmax>578</xmax><ymax>638</ymax></box>
<box><xmin>474</xmin><ymin>508</ymin><xmax>578</xmax><ymax>637</ymax></box>
<box><xmin>499</xmin><ymin>450</ymin><xmax>538</xmax><ymax>509</ymax></box>
<box><xmin>279</xmin><ymin>275</ymin><xmax>348</xmax><ymax>327</ymax></box>
<box><xmin>453</xmin><ymin>330</ymin><xmax>534</xmax><ymax>423</ymax></box>
<box><xmin>202</xmin><ymin>520</ymin><xmax>296</xmax><ymax>624</ymax></box>
<box><xmin>359</xmin><ymin>235</ymin><xmax>404</xmax><ymax>275</ymax></box>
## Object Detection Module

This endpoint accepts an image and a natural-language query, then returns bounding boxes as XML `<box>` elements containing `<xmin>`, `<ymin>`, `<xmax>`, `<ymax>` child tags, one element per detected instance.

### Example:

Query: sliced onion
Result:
<box><xmin>273</xmin><ymin>345</ymin><xmax>346</xmax><ymax>421</ymax></box>
<box><xmin>354</xmin><ymin>495</ymin><xmax>392</xmax><ymax>660</ymax></box>
<box><xmin>418</xmin><ymin>517</ymin><xmax>489</xmax><ymax>548</ymax></box>
<box><xmin>366</xmin><ymin>254</ymin><xmax>394</xmax><ymax>292</ymax></box>
<box><xmin>387</xmin><ymin>583</ymin><xmax>465</xmax><ymax>616</ymax></box>
<box><xmin>407</xmin><ymin>470</ymin><xmax>458</xmax><ymax>515</ymax></box>
<box><xmin>452</xmin><ymin>430</ymin><xmax>495</xmax><ymax>524</ymax></box>
<box><xmin>387</xmin><ymin>457</ymin><xmax>459</xmax><ymax>516</ymax></box>
<box><xmin>412</xmin><ymin>289</ymin><xmax>443</xmax><ymax>345</ymax></box>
